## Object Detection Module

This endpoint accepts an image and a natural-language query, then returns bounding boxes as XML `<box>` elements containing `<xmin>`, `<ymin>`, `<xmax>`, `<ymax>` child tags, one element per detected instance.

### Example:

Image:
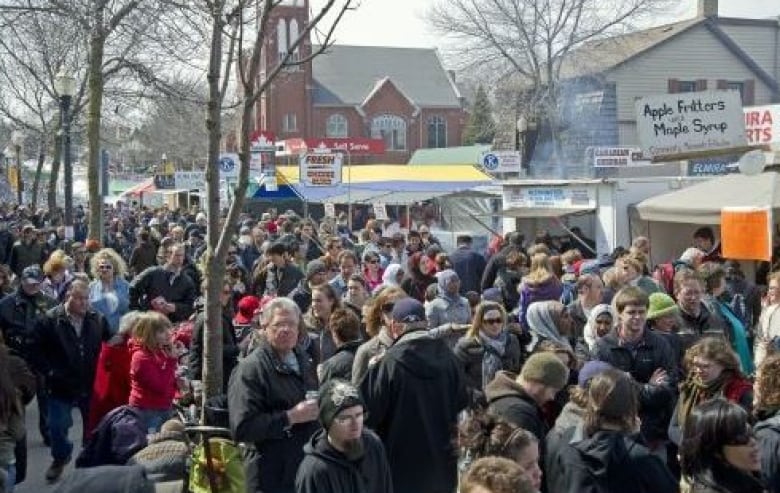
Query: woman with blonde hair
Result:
<box><xmin>517</xmin><ymin>253</ymin><xmax>563</xmax><ymax>330</ymax></box>
<box><xmin>128</xmin><ymin>312</ymin><xmax>178</xmax><ymax>432</ymax></box>
<box><xmin>351</xmin><ymin>286</ymin><xmax>405</xmax><ymax>384</ymax></box>
<box><xmin>41</xmin><ymin>250</ymin><xmax>75</xmax><ymax>302</ymax></box>
<box><xmin>454</xmin><ymin>301</ymin><xmax>523</xmax><ymax>406</ymax></box>
<box><xmin>88</xmin><ymin>248</ymin><xmax>130</xmax><ymax>334</ymax></box>
<box><xmin>755</xmin><ymin>270</ymin><xmax>780</xmax><ymax>367</ymax></box>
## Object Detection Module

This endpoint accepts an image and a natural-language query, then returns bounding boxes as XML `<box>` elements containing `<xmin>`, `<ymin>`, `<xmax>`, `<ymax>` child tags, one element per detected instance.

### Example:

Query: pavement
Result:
<box><xmin>16</xmin><ymin>398</ymin><xmax>82</xmax><ymax>493</ymax></box>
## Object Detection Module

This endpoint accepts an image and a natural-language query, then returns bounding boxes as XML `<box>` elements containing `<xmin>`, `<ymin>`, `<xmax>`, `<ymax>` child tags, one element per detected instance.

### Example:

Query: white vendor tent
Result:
<box><xmin>637</xmin><ymin>171</ymin><xmax>780</xmax><ymax>224</ymax></box>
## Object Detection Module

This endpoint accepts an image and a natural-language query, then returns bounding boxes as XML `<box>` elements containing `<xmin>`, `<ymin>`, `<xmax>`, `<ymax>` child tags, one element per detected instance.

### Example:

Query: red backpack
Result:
<box><xmin>652</xmin><ymin>263</ymin><xmax>675</xmax><ymax>295</ymax></box>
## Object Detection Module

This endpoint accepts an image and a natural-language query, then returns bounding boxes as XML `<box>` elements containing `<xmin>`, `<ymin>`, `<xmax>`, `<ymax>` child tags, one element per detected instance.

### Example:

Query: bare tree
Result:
<box><xmin>199</xmin><ymin>0</ymin><xmax>356</xmax><ymax>409</ymax></box>
<box><xmin>427</xmin><ymin>0</ymin><xmax>671</xmax><ymax>157</ymax></box>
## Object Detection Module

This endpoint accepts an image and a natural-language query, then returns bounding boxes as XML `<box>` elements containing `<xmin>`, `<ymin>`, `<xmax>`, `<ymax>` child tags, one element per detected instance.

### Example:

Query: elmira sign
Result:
<box><xmin>635</xmin><ymin>91</ymin><xmax>747</xmax><ymax>158</ymax></box>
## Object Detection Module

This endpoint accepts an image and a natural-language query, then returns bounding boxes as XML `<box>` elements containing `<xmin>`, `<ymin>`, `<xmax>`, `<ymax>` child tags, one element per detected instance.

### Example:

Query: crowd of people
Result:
<box><xmin>0</xmin><ymin>203</ymin><xmax>779</xmax><ymax>493</ymax></box>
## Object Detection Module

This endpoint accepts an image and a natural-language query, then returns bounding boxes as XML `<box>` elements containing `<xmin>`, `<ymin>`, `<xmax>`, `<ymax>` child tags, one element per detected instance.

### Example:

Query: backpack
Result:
<box><xmin>652</xmin><ymin>263</ymin><xmax>675</xmax><ymax>295</ymax></box>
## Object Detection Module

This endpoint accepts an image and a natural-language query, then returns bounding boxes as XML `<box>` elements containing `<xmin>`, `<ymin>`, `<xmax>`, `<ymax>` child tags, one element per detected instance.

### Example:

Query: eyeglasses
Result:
<box><xmin>483</xmin><ymin>317</ymin><xmax>503</xmax><ymax>325</ymax></box>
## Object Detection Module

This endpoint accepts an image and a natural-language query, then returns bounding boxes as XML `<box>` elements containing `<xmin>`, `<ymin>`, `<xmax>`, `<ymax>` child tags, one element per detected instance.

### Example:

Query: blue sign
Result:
<box><xmin>219</xmin><ymin>156</ymin><xmax>235</xmax><ymax>173</ymax></box>
<box><xmin>482</xmin><ymin>153</ymin><xmax>500</xmax><ymax>170</ymax></box>
<box><xmin>687</xmin><ymin>155</ymin><xmax>739</xmax><ymax>176</ymax></box>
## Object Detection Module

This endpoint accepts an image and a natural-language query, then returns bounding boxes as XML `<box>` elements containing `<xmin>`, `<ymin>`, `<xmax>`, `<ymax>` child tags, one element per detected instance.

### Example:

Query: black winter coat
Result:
<box><xmin>450</xmin><ymin>245</ymin><xmax>486</xmax><ymax>294</ymax></box>
<box><xmin>33</xmin><ymin>305</ymin><xmax>110</xmax><ymax>399</ymax></box>
<box><xmin>228</xmin><ymin>341</ymin><xmax>319</xmax><ymax>493</ymax></box>
<box><xmin>294</xmin><ymin>429</ymin><xmax>392</xmax><ymax>493</ymax></box>
<box><xmin>128</xmin><ymin>266</ymin><xmax>197</xmax><ymax>323</ymax></box>
<box><xmin>454</xmin><ymin>333</ymin><xmax>523</xmax><ymax>407</ymax></box>
<box><xmin>318</xmin><ymin>340</ymin><xmax>361</xmax><ymax>385</ymax></box>
<box><xmin>189</xmin><ymin>310</ymin><xmax>239</xmax><ymax>392</ymax></box>
<box><xmin>593</xmin><ymin>329</ymin><xmax>677</xmax><ymax>442</ymax></box>
<box><xmin>553</xmin><ymin>426</ymin><xmax>677</xmax><ymax>493</ymax></box>
<box><xmin>755</xmin><ymin>409</ymin><xmax>780</xmax><ymax>493</ymax></box>
<box><xmin>485</xmin><ymin>371</ymin><xmax>549</xmax><ymax>444</ymax></box>
<box><xmin>0</xmin><ymin>289</ymin><xmax>57</xmax><ymax>360</ymax></box>
<box><xmin>360</xmin><ymin>329</ymin><xmax>467</xmax><ymax>493</ymax></box>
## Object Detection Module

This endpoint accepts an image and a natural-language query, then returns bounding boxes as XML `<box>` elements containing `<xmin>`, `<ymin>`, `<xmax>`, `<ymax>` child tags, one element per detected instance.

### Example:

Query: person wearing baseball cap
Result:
<box><xmin>295</xmin><ymin>379</ymin><xmax>392</xmax><ymax>493</ymax></box>
<box><xmin>9</xmin><ymin>223</ymin><xmax>45</xmax><ymax>278</ymax></box>
<box><xmin>289</xmin><ymin>259</ymin><xmax>328</xmax><ymax>313</ymax></box>
<box><xmin>360</xmin><ymin>297</ymin><xmax>467</xmax><ymax>493</ymax></box>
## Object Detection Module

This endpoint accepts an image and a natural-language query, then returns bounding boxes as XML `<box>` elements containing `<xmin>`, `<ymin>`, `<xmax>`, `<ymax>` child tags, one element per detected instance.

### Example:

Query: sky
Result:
<box><xmin>311</xmin><ymin>0</ymin><xmax>780</xmax><ymax>49</ymax></box>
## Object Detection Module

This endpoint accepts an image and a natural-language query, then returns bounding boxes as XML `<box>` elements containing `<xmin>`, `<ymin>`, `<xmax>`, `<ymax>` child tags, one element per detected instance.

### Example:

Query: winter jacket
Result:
<box><xmin>88</xmin><ymin>278</ymin><xmax>131</xmax><ymax>335</ymax></box>
<box><xmin>8</xmin><ymin>240</ymin><xmax>44</xmax><ymax>278</ymax></box>
<box><xmin>33</xmin><ymin>305</ymin><xmax>110</xmax><ymax>400</ymax></box>
<box><xmin>360</xmin><ymin>329</ymin><xmax>467</xmax><ymax>493</ymax></box>
<box><xmin>76</xmin><ymin>405</ymin><xmax>147</xmax><ymax>468</ymax></box>
<box><xmin>480</xmin><ymin>245</ymin><xmax>521</xmax><ymax>291</ymax></box>
<box><xmin>129</xmin><ymin>266</ymin><xmax>197</xmax><ymax>323</ymax></box>
<box><xmin>87</xmin><ymin>334</ymin><xmax>132</xmax><ymax>436</ymax></box>
<box><xmin>426</xmin><ymin>294</ymin><xmax>472</xmax><ymax>348</ymax></box>
<box><xmin>518</xmin><ymin>276</ymin><xmax>564</xmax><ymax>329</ymax></box>
<box><xmin>295</xmin><ymin>429</ymin><xmax>393</xmax><ymax>493</ymax></box>
<box><xmin>0</xmin><ymin>288</ymin><xmax>57</xmax><ymax>361</ymax></box>
<box><xmin>450</xmin><ymin>245</ymin><xmax>486</xmax><ymax>294</ymax></box>
<box><xmin>228</xmin><ymin>341</ymin><xmax>319</xmax><ymax>493</ymax></box>
<box><xmin>593</xmin><ymin>329</ymin><xmax>677</xmax><ymax>443</ymax></box>
<box><xmin>552</xmin><ymin>425</ymin><xmax>677</xmax><ymax>493</ymax></box>
<box><xmin>252</xmin><ymin>262</ymin><xmax>304</xmax><ymax>298</ymax></box>
<box><xmin>189</xmin><ymin>310</ymin><xmax>238</xmax><ymax>392</ymax></box>
<box><xmin>755</xmin><ymin>409</ymin><xmax>780</xmax><ymax>493</ymax></box>
<box><xmin>485</xmin><ymin>371</ymin><xmax>549</xmax><ymax>444</ymax></box>
<box><xmin>318</xmin><ymin>340</ymin><xmax>361</xmax><ymax>385</ymax></box>
<box><xmin>128</xmin><ymin>241</ymin><xmax>158</xmax><ymax>276</ymax></box>
<box><xmin>454</xmin><ymin>333</ymin><xmax>523</xmax><ymax>407</ymax></box>
<box><xmin>290</xmin><ymin>281</ymin><xmax>313</xmax><ymax>314</ymax></box>
<box><xmin>48</xmin><ymin>464</ymin><xmax>155</xmax><ymax>493</ymax></box>
<box><xmin>678</xmin><ymin>301</ymin><xmax>733</xmax><ymax>354</ymax></box>
<box><xmin>0</xmin><ymin>407</ymin><xmax>24</xmax><ymax>468</ymax></box>
<box><xmin>545</xmin><ymin>401</ymin><xmax>586</xmax><ymax>484</ymax></box>
<box><xmin>128</xmin><ymin>340</ymin><xmax>177</xmax><ymax>411</ymax></box>
<box><xmin>351</xmin><ymin>329</ymin><xmax>394</xmax><ymax>385</ymax></box>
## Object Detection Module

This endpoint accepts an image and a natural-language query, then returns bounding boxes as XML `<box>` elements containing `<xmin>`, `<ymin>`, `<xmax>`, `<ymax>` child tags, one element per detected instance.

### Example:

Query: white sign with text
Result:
<box><xmin>635</xmin><ymin>91</ymin><xmax>747</xmax><ymax>158</ymax></box>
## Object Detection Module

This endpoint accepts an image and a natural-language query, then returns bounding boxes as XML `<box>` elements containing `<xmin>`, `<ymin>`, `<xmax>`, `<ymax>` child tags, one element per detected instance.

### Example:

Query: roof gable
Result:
<box><xmin>312</xmin><ymin>45</ymin><xmax>462</xmax><ymax>108</ymax></box>
<box><xmin>360</xmin><ymin>77</ymin><xmax>420</xmax><ymax>115</ymax></box>
<box><xmin>560</xmin><ymin>17</ymin><xmax>779</xmax><ymax>93</ymax></box>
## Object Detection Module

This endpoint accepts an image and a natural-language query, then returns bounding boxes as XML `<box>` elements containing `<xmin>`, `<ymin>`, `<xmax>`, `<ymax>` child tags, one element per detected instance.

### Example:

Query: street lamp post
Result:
<box><xmin>11</xmin><ymin>130</ymin><xmax>24</xmax><ymax>205</ymax></box>
<box><xmin>55</xmin><ymin>69</ymin><xmax>76</xmax><ymax>228</ymax></box>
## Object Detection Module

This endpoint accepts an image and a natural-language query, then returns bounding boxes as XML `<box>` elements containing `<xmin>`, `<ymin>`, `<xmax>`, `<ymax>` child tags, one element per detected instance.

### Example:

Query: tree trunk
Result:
<box><xmin>30</xmin><ymin>141</ymin><xmax>45</xmax><ymax>211</ymax></box>
<box><xmin>48</xmin><ymin>132</ymin><xmax>62</xmax><ymax>212</ymax></box>
<box><xmin>202</xmin><ymin>1</ymin><xmax>226</xmax><ymax>419</ymax></box>
<box><xmin>86</xmin><ymin>29</ymin><xmax>106</xmax><ymax>241</ymax></box>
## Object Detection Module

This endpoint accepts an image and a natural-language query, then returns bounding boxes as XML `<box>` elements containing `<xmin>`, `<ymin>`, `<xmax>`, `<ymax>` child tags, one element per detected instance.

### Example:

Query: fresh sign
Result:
<box><xmin>635</xmin><ymin>91</ymin><xmax>746</xmax><ymax>158</ymax></box>
<box><xmin>300</xmin><ymin>152</ymin><xmax>343</xmax><ymax>186</ymax></box>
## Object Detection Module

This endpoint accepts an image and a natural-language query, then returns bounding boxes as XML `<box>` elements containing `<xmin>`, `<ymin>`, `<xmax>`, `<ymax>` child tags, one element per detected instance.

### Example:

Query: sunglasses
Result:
<box><xmin>381</xmin><ymin>303</ymin><xmax>394</xmax><ymax>313</ymax></box>
<box><xmin>483</xmin><ymin>318</ymin><xmax>503</xmax><ymax>325</ymax></box>
<box><xmin>98</xmin><ymin>264</ymin><xmax>113</xmax><ymax>270</ymax></box>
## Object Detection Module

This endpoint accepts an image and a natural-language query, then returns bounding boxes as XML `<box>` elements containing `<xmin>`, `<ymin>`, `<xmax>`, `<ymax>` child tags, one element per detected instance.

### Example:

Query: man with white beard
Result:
<box><xmin>295</xmin><ymin>379</ymin><xmax>392</xmax><ymax>493</ymax></box>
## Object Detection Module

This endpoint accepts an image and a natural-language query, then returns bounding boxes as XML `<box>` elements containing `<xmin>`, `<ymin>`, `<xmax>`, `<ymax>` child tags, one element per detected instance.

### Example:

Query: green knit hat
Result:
<box><xmin>647</xmin><ymin>292</ymin><xmax>679</xmax><ymax>320</ymax></box>
<box><xmin>519</xmin><ymin>352</ymin><xmax>569</xmax><ymax>390</ymax></box>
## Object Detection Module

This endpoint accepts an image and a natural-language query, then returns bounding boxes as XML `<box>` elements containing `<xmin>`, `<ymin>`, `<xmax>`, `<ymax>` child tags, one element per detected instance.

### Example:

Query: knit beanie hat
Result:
<box><xmin>318</xmin><ymin>379</ymin><xmax>365</xmax><ymax>431</ymax></box>
<box><xmin>647</xmin><ymin>292</ymin><xmax>679</xmax><ymax>320</ymax></box>
<box><xmin>519</xmin><ymin>352</ymin><xmax>569</xmax><ymax>390</ymax></box>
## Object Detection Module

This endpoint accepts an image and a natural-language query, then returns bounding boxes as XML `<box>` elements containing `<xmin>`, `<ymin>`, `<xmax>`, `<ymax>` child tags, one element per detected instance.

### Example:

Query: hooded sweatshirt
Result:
<box><xmin>554</xmin><ymin>426</ymin><xmax>677</xmax><ymax>493</ymax></box>
<box><xmin>295</xmin><ymin>428</ymin><xmax>393</xmax><ymax>493</ymax></box>
<box><xmin>755</xmin><ymin>409</ymin><xmax>780</xmax><ymax>493</ymax></box>
<box><xmin>361</xmin><ymin>329</ymin><xmax>467</xmax><ymax>493</ymax></box>
<box><xmin>518</xmin><ymin>275</ymin><xmax>563</xmax><ymax>328</ymax></box>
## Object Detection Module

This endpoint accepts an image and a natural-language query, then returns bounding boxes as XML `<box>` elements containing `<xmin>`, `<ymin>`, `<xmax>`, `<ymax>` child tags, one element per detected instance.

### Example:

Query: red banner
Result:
<box><xmin>279</xmin><ymin>137</ymin><xmax>385</xmax><ymax>156</ymax></box>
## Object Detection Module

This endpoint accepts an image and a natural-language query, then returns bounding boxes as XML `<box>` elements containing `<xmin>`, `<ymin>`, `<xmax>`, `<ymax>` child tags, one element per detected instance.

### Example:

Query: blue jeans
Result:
<box><xmin>48</xmin><ymin>396</ymin><xmax>89</xmax><ymax>462</ymax></box>
<box><xmin>132</xmin><ymin>407</ymin><xmax>172</xmax><ymax>434</ymax></box>
<box><xmin>5</xmin><ymin>464</ymin><xmax>16</xmax><ymax>493</ymax></box>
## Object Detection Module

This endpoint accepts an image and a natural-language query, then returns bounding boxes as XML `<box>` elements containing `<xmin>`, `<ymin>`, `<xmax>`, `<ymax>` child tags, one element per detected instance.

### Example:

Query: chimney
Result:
<box><xmin>698</xmin><ymin>0</ymin><xmax>718</xmax><ymax>18</ymax></box>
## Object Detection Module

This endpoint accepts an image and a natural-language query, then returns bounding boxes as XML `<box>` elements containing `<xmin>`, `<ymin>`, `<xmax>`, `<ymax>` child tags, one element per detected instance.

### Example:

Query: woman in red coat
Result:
<box><xmin>86</xmin><ymin>311</ymin><xmax>142</xmax><ymax>436</ymax></box>
<box><xmin>128</xmin><ymin>311</ymin><xmax>178</xmax><ymax>432</ymax></box>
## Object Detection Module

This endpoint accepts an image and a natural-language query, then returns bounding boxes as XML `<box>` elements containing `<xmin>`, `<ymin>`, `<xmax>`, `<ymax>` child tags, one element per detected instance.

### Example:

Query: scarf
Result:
<box><xmin>525</xmin><ymin>301</ymin><xmax>572</xmax><ymax>349</ymax></box>
<box><xmin>381</xmin><ymin>264</ymin><xmax>403</xmax><ymax>287</ymax></box>
<box><xmin>436</xmin><ymin>269</ymin><xmax>461</xmax><ymax>304</ymax></box>
<box><xmin>678</xmin><ymin>373</ymin><xmax>729</xmax><ymax>426</ymax></box>
<box><xmin>479</xmin><ymin>330</ymin><xmax>508</xmax><ymax>389</ymax></box>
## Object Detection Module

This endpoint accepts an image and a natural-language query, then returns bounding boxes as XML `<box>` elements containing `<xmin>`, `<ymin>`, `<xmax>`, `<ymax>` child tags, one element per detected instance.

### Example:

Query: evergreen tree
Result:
<box><xmin>463</xmin><ymin>85</ymin><xmax>496</xmax><ymax>145</ymax></box>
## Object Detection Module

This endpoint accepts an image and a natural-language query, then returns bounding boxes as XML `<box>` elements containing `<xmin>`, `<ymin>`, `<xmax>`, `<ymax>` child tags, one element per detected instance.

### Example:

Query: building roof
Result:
<box><xmin>558</xmin><ymin>16</ymin><xmax>779</xmax><ymax>93</ymax></box>
<box><xmin>312</xmin><ymin>45</ymin><xmax>462</xmax><ymax>108</ymax></box>
<box><xmin>558</xmin><ymin>18</ymin><xmax>704</xmax><ymax>79</ymax></box>
<box><xmin>408</xmin><ymin>145</ymin><xmax>492</xmax><ymax>165</ymax></box>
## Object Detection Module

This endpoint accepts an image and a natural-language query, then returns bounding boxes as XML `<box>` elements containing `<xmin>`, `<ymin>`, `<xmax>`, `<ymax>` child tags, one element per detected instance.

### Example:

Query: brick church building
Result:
<box><xmin>250</xmin><ymin>0</ymin><xmax>467</xmax><ymax>164</ymax></box>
